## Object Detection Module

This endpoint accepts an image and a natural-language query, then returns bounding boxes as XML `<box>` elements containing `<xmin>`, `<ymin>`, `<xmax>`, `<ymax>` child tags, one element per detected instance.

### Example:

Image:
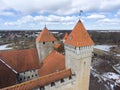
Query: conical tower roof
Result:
<box><xmin>36</xmin><ymin>27</ymin><xmax>57</xmax><ymax>42</ymax></box>
<box><xmin>65</xmin><ymin>20</ymin><xmax>94</xmax><ymax>47</ymax></box>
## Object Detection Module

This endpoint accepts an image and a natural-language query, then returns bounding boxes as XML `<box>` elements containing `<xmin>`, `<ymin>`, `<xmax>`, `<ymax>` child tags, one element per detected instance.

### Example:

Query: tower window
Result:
<box><xmin>40</xmin><ymin>86</ymin><xmax>45</xmax><ymax>90</ymax></box>
<box><xmin>69</xmin><ymin>35</ymin><xmax>73</xmax><ymax>41</ymax></box>
<box><xmin>60</xmin><ymin>79</ymin><xmax>64</xmax><ymax>83</ymax></box>
<box><xmin>52</xmin><ymin>41</ymin><xmax>54</xmax><ymax>44</ymax></box>
<box><xmin>69</xmin><ymin>76</ymin><xmax>72</xmax><ymax>80</ymax></box>
<box><xmin>43</xmin><ymin>42</ymin><xmax>45</xmax><ymax>45</ymax></box>
<box><xmin>51</xmin><ymin>82</ymin><xmax>55</xmax><ymax>86</ymax></box>
<box><xmin>20</xmin><ymin>78</ymin><xmax>22</xmax><ymax>81</ymax></box>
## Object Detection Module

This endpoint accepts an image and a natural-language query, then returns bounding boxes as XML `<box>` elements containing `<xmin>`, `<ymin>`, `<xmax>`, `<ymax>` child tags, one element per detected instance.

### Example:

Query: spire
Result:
<box><xmin>36</xmin><ymin>27</ymin><xmax>57</xmax><ymax>42</ymax></box>
<box><xmin>65</xmin><ymin>20</ymin><xmax>94</xmax><ymax>47</ymax></box>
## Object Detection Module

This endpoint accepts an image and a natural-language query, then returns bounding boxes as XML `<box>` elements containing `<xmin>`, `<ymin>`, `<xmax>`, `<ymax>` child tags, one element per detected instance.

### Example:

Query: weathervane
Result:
<box><xmin>79</xmin><ymin>10</ymin><xmax>83</xmax><ymax>20</ymax></box>
<box><xmin>45</xmin><ymin>24</ymin><xmax>46</xmax><ymax>28</ymax></box>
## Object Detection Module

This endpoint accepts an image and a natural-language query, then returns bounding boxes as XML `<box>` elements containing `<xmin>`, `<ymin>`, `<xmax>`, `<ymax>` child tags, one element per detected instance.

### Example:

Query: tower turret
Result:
<box><xmin>36</xmin><ymin>27</ymin><xmax>57</xmax><ymax>63</ymax></box>
<box><xmin>65</xmin><ymin>20</ymin><xmax>94</xmax><ymax>90</ymax></box>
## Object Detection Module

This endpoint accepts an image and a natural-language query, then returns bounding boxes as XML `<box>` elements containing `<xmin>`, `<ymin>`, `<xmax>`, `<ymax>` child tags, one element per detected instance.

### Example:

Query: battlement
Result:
<box><xmin>65</xmin><ymin>45</ymin><xmax>93</xmax><ymax>59</ymax></box>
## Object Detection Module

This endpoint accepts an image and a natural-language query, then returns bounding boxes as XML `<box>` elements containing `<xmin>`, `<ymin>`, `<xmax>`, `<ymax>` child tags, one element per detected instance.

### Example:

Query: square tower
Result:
<box><xmin>65</xmin><ymin>20</ymin><xmax>94</xmax><ymax>90</ymax></box>
<box><xmin>36</xmin><ymin>27</ymin><xmax>57</xmax><ymax>63</ymax></box>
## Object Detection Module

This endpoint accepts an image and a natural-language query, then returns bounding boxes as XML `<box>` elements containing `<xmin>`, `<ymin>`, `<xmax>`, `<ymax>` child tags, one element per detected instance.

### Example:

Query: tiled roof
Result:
<box><xmin>0</xmin><ymin>61</ymin><xmax>16</xmax><ymax>88</ymax></box>
<box><xmin>2</xmin><ymin>69</ymin><xmax>72</xmax><ymax>90</ymax></box>
<box><xmin>36</xmin><ymin>27</ymin><xmax>57</xmax><ymax>42</ymax></box>
<box><xmin>0</xmin><ymin>48</ymin><xmax>40</xmax><ymax>72</ymax></box>
<box><xmin>64</xmin><ymin>33</ymin><xmax>68</xmax><ymax>40</ymax></box>
<box><xmin>39</xmin><ymin>50</ymin><xmax>65</xmax><ymax>76</ymax></box>
<box><xmin>65</xmin><ymin>20</ymin><xmax>94</xmax><ymax>47</ymax></box>
<box><xmin>54</xmin><ymin>43</ymin><xmax>61</xmax><ymax>49</ymax></box>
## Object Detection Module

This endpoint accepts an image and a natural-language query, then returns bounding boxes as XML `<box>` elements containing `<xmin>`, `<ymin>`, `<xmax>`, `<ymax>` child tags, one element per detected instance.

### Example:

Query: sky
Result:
<box><xmin>0</xmin><ymin>0</ymin><xmax>120</xmax><ymax>30</ymax></box>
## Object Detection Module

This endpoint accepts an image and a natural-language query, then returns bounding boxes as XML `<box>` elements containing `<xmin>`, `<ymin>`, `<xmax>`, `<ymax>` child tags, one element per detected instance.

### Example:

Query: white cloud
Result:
<box><xmin>1</xmin><ymin>0</ymin><xmax>120</xmax><ymax>15</ymax></box>
<box><xmin>87</xmin><ymin>14</ymin><xmax>106</xmax><ymax>19</ymax></box>
<box><xmin>116</xmin><ymin>10</ymin><xmax>120</xmax><ymax>16</ymax></box>
<box><xmin>4</xmin><ymin>15</ymin><xmax>78</xmax><ymax>27</ymax></box>
<box><xmin>96</xmin><ymin>18</ymin><xmax>120</xmax><ymax>29</ymax></box>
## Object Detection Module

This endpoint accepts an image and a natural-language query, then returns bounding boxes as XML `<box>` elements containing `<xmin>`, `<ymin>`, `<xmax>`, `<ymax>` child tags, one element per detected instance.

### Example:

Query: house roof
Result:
<box><xmin>38</xmin><ymin>50</ymin><xmax>65</xmax><ymax>76</ymax></box>
<box><xmin>2</xmin><ymin>69</ymin><xmax>71</xmax><ymax>90</ymax></box>
<box><xmin>54</xmin><ymin>43</ymin><xmax>61</xmax><ymax>49</ymax></box>
<box><xmin>36</xmin><ymin>27</ymin><xmax>57</xmax><ymax>42</ymax></box>
<box><xmin>65</xmin><ymin>20</ymin><xmax>94</xmax><ymax>47</ymax></box>
<box><xmin>0</xmin><ymin>48</ymin><xmax>40</xmax><ymax>73</ymax></box>
<box><xmin>0</xmin><ymin>61</ymin><xmax>16</xmax><ymax>88</ymax></box>
<box><xmin>64</xmin><ymin>33</ymin><xmax>68</xmax><ymax>40</ymax></box>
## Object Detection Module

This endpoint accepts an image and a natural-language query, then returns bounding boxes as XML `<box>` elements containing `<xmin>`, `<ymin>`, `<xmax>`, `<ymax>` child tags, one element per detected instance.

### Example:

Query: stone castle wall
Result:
<box><xmin>17</xmin><ymin>69</ymin><xmax>39</xmax><ymax>83</ymax></box>
<box><xmin>65</xmin><ymin>45</ymin><xmax>93</xmax><ymax>90</ymax></box>
<box><xmin>33</xmin><ymin>75</ymin><xmax>76</xmax><ymax>90</ymax></box>
<box><xmin>36</xmin><ymin>41</ymin><xmax>56</xmax><ymax>62</ymax></box>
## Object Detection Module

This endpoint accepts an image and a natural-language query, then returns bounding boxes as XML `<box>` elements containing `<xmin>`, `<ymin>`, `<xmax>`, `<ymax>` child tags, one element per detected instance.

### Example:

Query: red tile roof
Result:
<box><xmin>0</xmin><ymin>48</ymin><xmax>40</xmax><ymax>72</ymax></box>
<box><xmin>38</xmin><ymin>50</ymin><xmax>65</xmax><ymax>76</ymax></box>
<box><xmin>2</xmin><ymin>69</ymin><xmax>72</xmax><ymax>90</ymax></box>
<box><xmin>64</xmin><ymin>33</ymin><xmax>68</xmax><ymax>40</ymax></box>
<box><xmin>36</xmin><ymin>27</ymin><xmax>57</xmax><ymax>42</ymax></box>
<box><xmin>54</xmin><ymin>43</ymin><xmax>61</xmax><ymax>49</ymax></box>
<box><xmin>65</xmin><ymin>20</ymin><xmax>94</xmax><ymax>47</ymax></box>
<box><xmin>0</xmin><ymin>61</ymin><xmax>16</xmax><ymax>88</ymax></box>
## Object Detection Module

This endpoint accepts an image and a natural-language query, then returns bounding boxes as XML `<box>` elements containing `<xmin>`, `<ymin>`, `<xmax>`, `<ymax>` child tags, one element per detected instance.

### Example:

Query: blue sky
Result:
<box><xmin>0</xmin><ymin>0</ymin><xmax>120</xmax><ymax>30</ymax></box>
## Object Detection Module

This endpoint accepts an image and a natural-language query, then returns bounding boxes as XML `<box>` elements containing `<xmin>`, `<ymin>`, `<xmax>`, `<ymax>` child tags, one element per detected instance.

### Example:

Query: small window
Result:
<box><xmin>69</xmin><ymin>35</ymin><xmax>73</xmax><ymax>41</ymax></box>
<box><xmin>43</xmin><ymin>42</ymin><xmax>45</xmax><ymax>45</ymax></box>
<box><xmin>20</xmin><ymin>78</ymin><xmax>22</xmax><ymax>81</ymax></box>
<box><xmin>32</xmin><ymin>75</ymin><xmax>34</xmax><ymax>77</ymax></box>
<box><xmin>61</xmin><ymin>79</ymin><xmax>64</xmax><ymax>83</ymax></box>
<box><xmin>51</xmin><ymin>82</ymin><xmax>55</xmax><ymax>86</ymax></box>
<box><xmin>52</xmin><ymin>41</ymin><xmax>54</xmax><ymax>44</ymax></box>
<box><xmin>28</xmin><ymin>76</ymin><xmax>30</xmax><ymax>79</ymax></box>
<box><xmin>35</xmin><ymin>74</ymin><xmax>37</xmax><ymax>76</ymax></box>
<box><xmin>69</xmin><ymin>76</ymin><xmax>72</xmax><ymax>80</ymax></box>
<box><xmin>40</xmin><ymin>86</ymin><xmax>45</xmax><ymax>90</ymax></box>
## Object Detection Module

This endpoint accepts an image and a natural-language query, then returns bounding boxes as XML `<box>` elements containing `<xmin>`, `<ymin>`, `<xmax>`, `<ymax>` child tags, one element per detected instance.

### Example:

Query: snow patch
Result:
<box><xmin>102</xmin><ymin>72</ymin><xmax>120</xmax><ymax>80</ymax></box>
<box><xmin>0</xmin><ymin>44</ymin><xmax>12</xmax><ymax>50</ymax></box>
<box><xmin>94</xmin><ymin>45</ymin><xmax>115</xmax><ymax>51</ymax></box>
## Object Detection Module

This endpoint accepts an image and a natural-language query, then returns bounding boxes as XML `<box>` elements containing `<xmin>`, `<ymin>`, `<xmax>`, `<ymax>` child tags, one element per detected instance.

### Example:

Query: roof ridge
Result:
<box><xmin>0</xmin><ymin>58</ymin><xmax>17</xmax><ymax>74</ymax></box>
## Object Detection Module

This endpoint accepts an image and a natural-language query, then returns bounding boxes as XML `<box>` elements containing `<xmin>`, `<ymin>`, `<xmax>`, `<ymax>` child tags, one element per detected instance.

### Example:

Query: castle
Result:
<box><xmin>0</xmin><ymin>20</ymin><xmax>94</xmax><ymax>90</ymax></box>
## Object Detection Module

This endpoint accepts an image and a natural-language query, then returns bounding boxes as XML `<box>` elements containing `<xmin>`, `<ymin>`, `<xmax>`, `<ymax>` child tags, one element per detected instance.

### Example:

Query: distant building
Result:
<box><xmin>0</xmin><ymin>20</ymin><xmax>94</xmax><ymax>90</ymax></box>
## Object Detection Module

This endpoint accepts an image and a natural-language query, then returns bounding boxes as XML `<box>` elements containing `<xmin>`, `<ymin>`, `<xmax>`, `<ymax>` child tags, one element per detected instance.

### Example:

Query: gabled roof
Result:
<box><xmin>39</xmin><ymin>50</ymin><xmax>65</xmax><ymax>76</ymax></box>
<box><xmin>64</xmin><ymin>33</ymin><xmax>68</xmax><ymax>40</ymax></box>
<box><xmin>0</xmin><ymin>48</ymin><xmax>40</xmax><ymax>72</ymax></box>
<box><xmin>36</xmin><ymin>27</ymin><xmax>57</xmax><ymax>42</ymax></box>
<box><xmin>65</xmin><ymin>20</ymin><xmax>94</xmax><ymax>47</ymax></box>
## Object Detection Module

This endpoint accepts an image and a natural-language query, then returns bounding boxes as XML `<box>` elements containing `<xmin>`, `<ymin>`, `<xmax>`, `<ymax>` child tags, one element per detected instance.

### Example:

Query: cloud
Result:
<box><xmin>1</xmin><ymin>0</ymin><xmax>120</xmax><ymax>15</ymax></box>
<box><xmin>0</xmin><ymin>11</ymin><xmax>15</xmax><ymax>16</ymax></box>
<box><xmin>4</xmin><ymin>15</ymin><xmax>78</xmax><ymax>27</ymax></box>
<box><xmin>116</xmin><ymin>10</ymin><xmax>120</xmax><ymax>16</ymax></box>
<box><xmin>95</xmin><ymin>18</ymin><xmax>120</xmax><ymax>29</ymax></box>
<box><xmin>87</xmin><ymin>14</ymin><xmax>106</xmax><ymax>19</ymax></box>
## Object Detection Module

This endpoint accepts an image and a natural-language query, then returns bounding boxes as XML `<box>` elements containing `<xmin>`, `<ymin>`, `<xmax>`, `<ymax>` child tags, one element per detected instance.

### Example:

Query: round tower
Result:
<box><xmin>36</xmin><ymin>27</ymin><xmax>57</xmax><ymax>63</ymax></box>
<box><xmin>65</xmin><ymin>20</ymin><xmax>94</xmax><ymax>90</ymax></box>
